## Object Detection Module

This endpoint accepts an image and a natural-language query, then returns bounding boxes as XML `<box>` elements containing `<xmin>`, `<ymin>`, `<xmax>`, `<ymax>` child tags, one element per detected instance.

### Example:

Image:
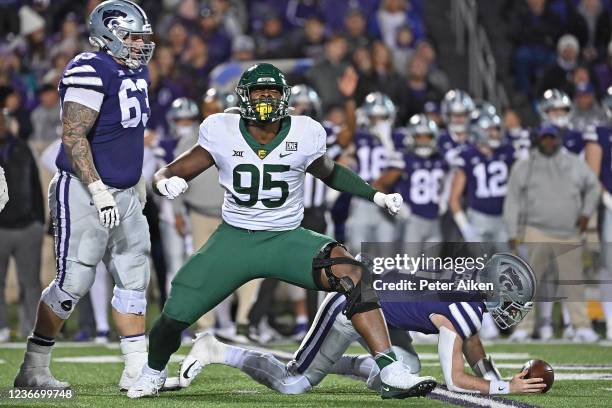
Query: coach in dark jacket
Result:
<box><xmin>0</xmin><ymin>111</ymin><xmax>44</xmax><ymax>339</ymax></box>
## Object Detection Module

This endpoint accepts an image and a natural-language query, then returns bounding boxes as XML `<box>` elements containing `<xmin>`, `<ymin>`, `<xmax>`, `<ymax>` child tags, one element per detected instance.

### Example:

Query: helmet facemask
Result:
<box><xmin>237</xmin><ymin>85</ymin><xmax>290</xmax><ymax>123</ymax></box>
<box><xmin>116</xmin><ymin>30</ymin><xmax>155</xmax><ymax>69</ymax></box>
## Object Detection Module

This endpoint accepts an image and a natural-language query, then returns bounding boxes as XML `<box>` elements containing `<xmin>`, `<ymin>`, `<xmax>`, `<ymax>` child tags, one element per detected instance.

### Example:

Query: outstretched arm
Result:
<box><xmin>153</xmin><ymin>144</ymin><xmax>215</xmax><ymax>197</ymax></box>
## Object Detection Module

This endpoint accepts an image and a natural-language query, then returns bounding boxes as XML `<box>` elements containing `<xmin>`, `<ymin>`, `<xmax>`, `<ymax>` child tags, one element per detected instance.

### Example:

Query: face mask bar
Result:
<box><xmin>113</xmin><ymin>28</ymin><xmax>155</xmax><ymax>69</ymax></box>
<box><xmin>490</xmin><ymin>296</ymin><xmax>534</xmax><ymax>329</ymax></box>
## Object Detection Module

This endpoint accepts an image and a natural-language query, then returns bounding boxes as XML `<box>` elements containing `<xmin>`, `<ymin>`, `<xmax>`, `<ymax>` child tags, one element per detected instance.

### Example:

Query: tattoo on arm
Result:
<box><xmin>306</xmin><ymin>154</ymin><xmax>335</xmax><ymax>179</ymax></box>
<box><xmin>62</xmin><ymin>101</ymin><xmax>100</xmax><ymax>185</ymax></box>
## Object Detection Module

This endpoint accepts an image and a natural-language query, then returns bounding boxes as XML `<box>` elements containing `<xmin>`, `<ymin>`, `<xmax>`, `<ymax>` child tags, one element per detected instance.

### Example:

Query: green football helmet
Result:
<box><xmin>235</xmin><ymin>63</ymin><xmax>291</xmax><ymax>123</ymax></box>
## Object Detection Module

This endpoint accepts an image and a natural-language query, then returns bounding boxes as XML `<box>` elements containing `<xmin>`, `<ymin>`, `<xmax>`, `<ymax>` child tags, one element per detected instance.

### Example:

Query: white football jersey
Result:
<box><xmin>198</xmin><ymin>113</ymin><xmax>326</xmax><ymax>230</ymax></box>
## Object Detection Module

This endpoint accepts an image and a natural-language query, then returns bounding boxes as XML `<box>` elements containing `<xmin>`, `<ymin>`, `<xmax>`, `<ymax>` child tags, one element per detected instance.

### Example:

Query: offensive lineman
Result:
<box><xmin>14</xmin><ymin>0</ymin><xmax>154</xmax><ymax>390</ymax></box>
<box><xmin>178</xmin><ymin>253</ymin><xmax>546</xmax><ymax>395</ymax></box>
<box><xmin>127</xmin><ymin>63</ymin><xmax>437</xmax><ymax>399</ymax></box>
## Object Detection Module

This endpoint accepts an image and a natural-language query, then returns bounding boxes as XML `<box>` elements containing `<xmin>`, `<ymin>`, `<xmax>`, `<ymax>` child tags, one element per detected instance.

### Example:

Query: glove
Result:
<box><xmin>88</xmin><ymin>180</ymin><xmax>120</xmax><ymax>228</ymax></box>
<box><xmin>156</xmin><ymin>176</ymin><xmax>188</xmax><ymax>200</ymax></box>
<box><xmin>0</xmin><ymin>166</ymin><xmax>8</xmax><ymax>213</ymax></box>
<box><xmin>373</xmin><ymin>192</ymin><xmax>403</xmax><ymax>216</ymax></box>
<box><xmin>453</xmin><ymin>211</ymin><xmax>479</xmax><ymax>242</ymax></box>
<box><xmin>603</xmin><ymin>190</ymin><xmax>612</xmax><ymax>211</ymax></box>
<box><xmin>135</xmin><ymin>175</ymin><xmax>147</xmax><ymax>209</ymax></box>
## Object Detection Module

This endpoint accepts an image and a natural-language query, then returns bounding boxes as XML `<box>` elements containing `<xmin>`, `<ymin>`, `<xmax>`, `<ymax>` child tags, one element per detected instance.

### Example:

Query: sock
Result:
<box><xmin>148</xmin><ymin>314</ymin><xmax>189</xmax><ymax>371</ymax></box>
<box><xmin>120</xmin><ymin>333</ymin><xmax>147</xmax><ymax>357</ymax></box>
<box><xmin>28</xmin><ymin>332</ymin><xmax>55</xmax><ymax>348</ymax></box>
<box><xmin>224</xmin><ymin>345</ymin><xmax>247</xmax><ymax>368</ymax></box>
<box><xmin>374</xmin><ymin>348</ymin><xmax>396</xmax><ymax>371</ymax></box>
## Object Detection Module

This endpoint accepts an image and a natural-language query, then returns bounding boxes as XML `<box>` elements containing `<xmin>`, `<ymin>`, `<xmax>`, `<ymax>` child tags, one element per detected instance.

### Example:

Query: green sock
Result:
<box><xmin>375</xmin><ymin>348</ymin><xmax>397</xmax><ymax>371</ymax></box>
<box><xmin>148</xmin><ymin>314</ymin><xmax>189</xmax><ymax>371</ymax></box>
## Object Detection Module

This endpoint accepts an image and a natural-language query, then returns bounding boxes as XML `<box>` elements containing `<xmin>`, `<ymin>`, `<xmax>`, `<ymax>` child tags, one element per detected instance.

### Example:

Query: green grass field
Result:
<box><xmin>1</xmin><ymin>340</ymin><xmax>611</xmax><ymax>408</ymax></box>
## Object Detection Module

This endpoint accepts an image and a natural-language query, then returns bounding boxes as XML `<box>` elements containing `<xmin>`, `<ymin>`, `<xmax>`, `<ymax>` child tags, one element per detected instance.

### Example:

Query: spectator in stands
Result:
<box><xmin>231</xmin><ymin>35</ymin><xmax>255</xmax><ymax>62</ymax></box>
<box><xmin>12</xmin><ymin>6</ymin><xmax>48</xmax><ymax>81</ymax></box>
<box><xmin>167</xmin><ymin>22</ymin><xmax>190</xmax><ymax>59</ymax></box>
<box><xmin>509</xmin><ymin>0</ymin><xmax>561</xmax><ymax>97</ymax></box>
<box><xmin>147</xmin><ymin>60</ymin><xmax>186</xmax><ymax>140</ymax></box>
<box><xmin>391</xmin><ymin>24</ymin><xmax>415</xmax><ymax>75</ymax></box>
<box><xmin>0</xmin><ymin>0</ymin><xmax>20</xmax><ymax>38</ymax></box>
<box><xmin>343</xmin><ymin>8</ymin><xmax>372</xmax><ymax>55</ymax></box>
<box><xmin>413</xmin><ymin>39</ymin><xmax>450</xmax><ymax>94</ymax></box>
<box><xmin>571</xmin><ymin>82</ymin><xmax>606</xmax><ymax>132</ymax></box>
<box><xmin>290</xmin><ymin>14</ymin><xmax>327</xmax><ymax>60</ymax></box>
<box><xmin>566</xmin><ymin>0</ymin><xmax>611</xmax><ymax>63</ymax></box>
<box><xmin>48</xmin><ymin>14</ymin><xmax>87</xmax><ymax>61</ymax></box>
<box><xmin>396</xmin><ymin>56</ymin><xmax>443</xmax><ymax>124</ymax></box>
<box><xmin>504</xmin><ymin>124</ymin><xmax>600</xmax><ymax>342</ymax></box>
<box><xmin>537</xmin><ymin>34</ymin><xmax>581</xmax><ymax>97</ymax></box>
<box><xmin>210</xmin><ymin>0</ymin><xmax>247</xmax><ymax>37</ymax></box>
<box><xmin>306</xmin><ymin>34</ymin><xmax>349</xmax><ymax>110</ymax></box>
<box><xmin>41</xmin><ymin>52</ymin><xmax>71</xmax><ymax>87</ymax></box>
<box><xmin>2</xmin><ymin>87</ymin><xmax>32</xmax><ymax>141</ymax></box>
<box><xmin>0</xmin><ymin>111</ymin><xmax>44</xmax><ymax>340</ymax></box>
<box><xmin>594</xmin><ymin>40</ymin><xmax>612</xmax><ymax>95</ymax></box>
<box><xmin>355</xmin><ymin>41</ymin><xmax>402</xmax><ymax>105</ymax></box>
<box><xmin>254</xmin><ymin>13</ymin><xmax>288</xmax><ymax>59</ymax></box>
<box><xmin>376</xmin><ymin>0</ymin><xmax>425</xmax><ymax>50</ymax></box>
<box><xmin>30</xmin><ymin>84</ymin><xmax>61</xmax><ymax>148</ymax></box>
<box><xmin>181</xmin><ymin>35</ymin><xmax>213</xmax><ymax>99</ymax></box>
<box><xmin>198</xmin><ymin>3</ymin><xmax>232</xmax><ymax>66</ymax></box>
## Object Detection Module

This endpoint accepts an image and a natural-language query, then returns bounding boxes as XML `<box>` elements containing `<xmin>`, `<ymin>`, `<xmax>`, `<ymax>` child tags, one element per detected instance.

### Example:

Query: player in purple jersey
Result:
<box><xmin>15</xmin><ymin>0</ymin><xmax>155</xmax><ymax>390</ymax></box>
<box><xmin>537</xmin><ymin>88</ymin><xmax>585</xmax><ymax>154</ymax></box>
<box><xmin>376</xmin><ymin>114</ymin><xmax>448</xmax><ymax>258</ymax></box>
<box><xmin>585</xmin><ymin>88</ymin><xmax>612</xmax><ymax>340</ymax></box>
<box><xmin>450</xmin><ymin>113</ymin><xmax>516</xmax><ymax>249</ymax></box>
<box><xmin>177</xmin><ymin>253</ymin><xmax>544</xmax><ymax>395</ymax></box>
<box><xmin>345</xmin><ymin>92</ymin><xmax>405</xmax><ymax>252</ymax></box>
<box><xmin>438</xmin><ymin>89</ymin><xmax>475</xmax><ymax>164</ymax></box>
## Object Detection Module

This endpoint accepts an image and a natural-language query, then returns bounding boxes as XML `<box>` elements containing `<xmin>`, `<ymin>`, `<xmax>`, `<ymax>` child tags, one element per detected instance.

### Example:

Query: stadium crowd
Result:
<box><xmin>0</xmin><ymin>0</ymin><xmax>611</xmax><ymax>348</ymax></box>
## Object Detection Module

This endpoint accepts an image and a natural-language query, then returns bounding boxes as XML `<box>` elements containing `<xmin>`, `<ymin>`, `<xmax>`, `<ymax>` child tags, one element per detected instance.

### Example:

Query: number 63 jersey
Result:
<box><xmin>198</xmin><ymin>113</ymin><xmax>326</xmax><ymax>231</ymax></box>
<box><xmin>56</xmin><ymin>51</ymin><xmax>150</xmax><ymax>189</ymax></box>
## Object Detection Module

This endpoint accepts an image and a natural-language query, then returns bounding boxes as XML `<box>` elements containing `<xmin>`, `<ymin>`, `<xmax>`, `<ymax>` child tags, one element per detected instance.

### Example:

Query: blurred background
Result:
<box><xmin>0</xmin><ymin>0</ymin><xmax>611</xmax><ymax>346</ymax></box>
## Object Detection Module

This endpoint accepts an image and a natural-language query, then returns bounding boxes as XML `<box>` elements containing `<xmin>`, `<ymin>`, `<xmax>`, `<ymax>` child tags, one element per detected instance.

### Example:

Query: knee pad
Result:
<box><xmin>312</xmin><ymin>243</ymin><xmax>380</xmax><ymax>319</ymax></box>
<box><xmin>41</xmin><ymin>281</ymin><xmax>79</xmax><ymax>320</ymax></box>
<box><xmin>111</xmin><ymin>286</ymin><xmax>146</xmax><ymax>315</ymax></box>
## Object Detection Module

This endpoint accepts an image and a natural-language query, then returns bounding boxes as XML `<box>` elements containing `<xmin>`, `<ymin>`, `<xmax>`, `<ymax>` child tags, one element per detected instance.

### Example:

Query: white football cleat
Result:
<box><xmin>179</xmin><ymin>332</ymin><xmax>227</xmax><ymax>388</ymax></box>
<box><xmin>573</xmin><ymin>327</ymin><xmax>599</xmax><ymax>343</ymax></box>
<box><xmin>508</xmin><ymin>329</ymin><xmax>530</xmax><ymax>342</ymax></box>
<box><xmin>14</xmin><ymin>342</ymin><xmax>70</xmax><ymax>389</ymax></box>
<box><xmin>538</xmin><ymin>325</ymin><xmax>553</xmax><ymax>341</ymax></box>
<box><xmin>126</xmin><ymin>365</ymin><xmax>167</xmax><ymax>398</ymax></box>
<box><xmin>379</xmin><ymin>360</ymin><xmax>437</xmax><ymax>399</ymax></box>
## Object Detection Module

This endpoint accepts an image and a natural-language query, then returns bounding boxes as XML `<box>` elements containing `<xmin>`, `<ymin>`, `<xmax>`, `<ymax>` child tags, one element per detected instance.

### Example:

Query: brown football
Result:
<box><xmin>522</xmin><ymin>359</ymin><xmax>554</xmax><ymax>393</ymax></box>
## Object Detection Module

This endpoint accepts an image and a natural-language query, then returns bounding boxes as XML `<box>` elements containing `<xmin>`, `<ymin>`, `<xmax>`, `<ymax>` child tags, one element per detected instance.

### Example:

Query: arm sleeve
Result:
<box><xmin>320</xmin><ymin>162</ymin><xmax>378</xmax><ymax>201</ymax></box>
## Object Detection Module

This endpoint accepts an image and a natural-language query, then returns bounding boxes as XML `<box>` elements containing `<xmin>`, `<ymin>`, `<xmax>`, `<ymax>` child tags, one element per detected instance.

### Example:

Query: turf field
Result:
<box><xmin>0</xmin><ymin>340</ymin><xmax>611</xmax><ymax>408</ymax></box>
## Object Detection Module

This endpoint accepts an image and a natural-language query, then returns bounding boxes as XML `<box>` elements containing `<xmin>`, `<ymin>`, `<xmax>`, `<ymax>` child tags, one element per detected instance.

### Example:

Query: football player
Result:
<box><xmin>345</xmin><ymin>92</ymin><xmax>405</xmax><ymax>252</ymax></box>
<box><xmin>584</xmin><ymin>86</ymin><xmax>612</xmax><ymax>341</ymax></box>
<box><xmin>438</xmin><ymin>89</ymin><xmax>475</xmax><ymax>164</ymax></box>
<box><xmin>14</xmin><ymin>0</ymin><xmax>154</xmax><ymax>390</ymax></box>
<box><xmin>127</xmin><ymin>63</ymin><xmax>436</xmax><ymax>399</ymax></box>
<box><xmin>538</xmin><ymin>89</ymin><xmax>584</xmax><ymax>155</ymax></box>
<box><xmin>449</xmin><ymin>112</ymin><xmax>515</xmax><ymax>247</ymax></box>
<box><xmin>375</xmin><ymin>114</ymin><xmax>448</xmax><ymax>258</ymax></box>
<box><xmin>179</xmin><ymin>253</ymin><xmax>545</xmax><ymax>395</ymax></box>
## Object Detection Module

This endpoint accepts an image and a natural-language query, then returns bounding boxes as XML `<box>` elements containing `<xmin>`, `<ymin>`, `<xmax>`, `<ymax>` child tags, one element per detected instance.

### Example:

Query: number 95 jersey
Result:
<box><xmin>56</xmin><ymin>51</ymin><xmax>150</xmax><ymax>189</ymax></box>
<box><xmin>198</xmin><ymin>113</ymin><xmax>326</xmax><ymax>231</ymax></box>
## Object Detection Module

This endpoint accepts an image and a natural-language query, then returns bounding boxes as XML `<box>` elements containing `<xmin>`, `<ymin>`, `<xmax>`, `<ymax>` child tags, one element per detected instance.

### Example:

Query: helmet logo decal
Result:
<box><xmin>257</xmin><ymin>77</ymin><xmax>276</xmax><ymax>83</ymax></box>
<box><xmin>102</xmin><ymin>9</ymin><xmax>132</xmax><ymax>29</ymax></box>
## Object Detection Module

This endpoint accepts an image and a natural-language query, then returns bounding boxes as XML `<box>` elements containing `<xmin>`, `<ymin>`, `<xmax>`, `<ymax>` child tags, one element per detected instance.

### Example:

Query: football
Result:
<box><xmin>522</xmin><ymin>359</ymin><xmax>555</xmax><ymax>393</ymax></box>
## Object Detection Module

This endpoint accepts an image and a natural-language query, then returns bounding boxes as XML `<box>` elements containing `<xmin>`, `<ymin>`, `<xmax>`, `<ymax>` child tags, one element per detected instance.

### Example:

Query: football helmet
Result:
<box><xmin>441</xmin><ymin>89</ymin><xmax>475</xmax><ymax>134</ymax></box>
<box><xmin>88</xmin><ymin>0</ymin><xmax>155</xmax><ymax>69</ymax></box>
<box><xmin>472</xmin><ymin>113</ymin><xmax>503</xmax><ymax>149</ymax></box>
<box><xmin>470</xmin><ymin>100</ymin><xmax>497</xmax><ymax>123</ymax></box>
<box><xmin>603</xmin><ymin>86</ymin><xmax>612</xmax><ymax>120</ymax></box>
<box><xmin>360</xmin><ymin>92</ymin><xmax>397</xmax><ymax>125</ymax></box>
<box><xmin>235</xmin><ymin>63</ymin><xmax>291</xmax><ymax>123</ymax></box>
<box><xmin>204</xmin><ymin>88</ymin><xmax>239</xmax><ymax>112</ymax></box>
<box><xmin>289</xmin><ymin>84</ymin><xmax>322</xmax><ymax>120</ymax></box>
<box><xmin>167</xmin><ymin>97</ymin><xmax>199</xmax><ymax>138</ymax></box>
<box><xmin>405</xmin><ymin>113</ymin><xmax>438</xmax><ymax>157</ymax></box>
<box><xmin>479</xmin><ymin>253</ymin><xmax>536</xmax><ymax>330</ymax></box>
<box><xmin>537</xmin><ymin>89</ymin><xmax>572</xmax><ymax>128</ymax></box>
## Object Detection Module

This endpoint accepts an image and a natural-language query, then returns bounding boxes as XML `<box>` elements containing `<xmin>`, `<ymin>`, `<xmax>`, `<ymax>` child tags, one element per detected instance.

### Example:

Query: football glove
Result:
<box><xmin>88</xmin><ymin>180</ymin><xmax>120</xmax><ymax>229</ymax></box>
<box><xmin>156</xmin><ymin>176</ymin><xmax>188</xmax><ymax>200</ymax></box>
<box><xmin>373</xmin><ymin>192</ymin><xmax>403</xmax><ymax>216</ymax></box>
<box><xmin>0</xmin><ymin>166</ymin><xmax>8</xmax><ymax>213</ymax></box>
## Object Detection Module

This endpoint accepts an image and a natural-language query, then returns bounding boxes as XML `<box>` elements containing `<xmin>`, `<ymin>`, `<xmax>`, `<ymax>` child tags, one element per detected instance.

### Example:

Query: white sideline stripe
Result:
<box><xmin>53</xmin><ymin>354</ymin><xmax>186</xmax><ymax>363</ymax></box>
<box><xmin>422</xmin><ymin>362</ymin><xmax>612</xmax><ymax>371</ymax></box>
<box><xmin>431</xmin><ymin>387</ymin><xmax>517</xmax><ymax>408</ymax></box>
<box><xmin>0</xmin><ymin>359</ymin><xmax>5</xmax><ymax>364</ymax></box>
<box><xmin>555</xmin><ymin>373</ymin><xmax>612</xmax><ymax>380</ymax></box>
<box><xmin>0</xmin><ymin>342</ymin><xmax>115</xmax><ymax>349</ymax></box>
<box><xmin>418</xmin><ymin>352</ymin><xmax>530</xmax><ymax>360</ymax></box>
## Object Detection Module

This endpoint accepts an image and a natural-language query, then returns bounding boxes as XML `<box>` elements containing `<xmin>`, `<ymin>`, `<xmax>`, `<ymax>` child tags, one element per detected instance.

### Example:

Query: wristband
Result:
<box><xmin>88</xmin><ymin>179</ymin><xmax>107</xmax><ymax>195</ymax></box>
<box><xmin>489</xmin><ymin>380</ymin><xmax>510</xmax><ymax>394</ymax></box>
